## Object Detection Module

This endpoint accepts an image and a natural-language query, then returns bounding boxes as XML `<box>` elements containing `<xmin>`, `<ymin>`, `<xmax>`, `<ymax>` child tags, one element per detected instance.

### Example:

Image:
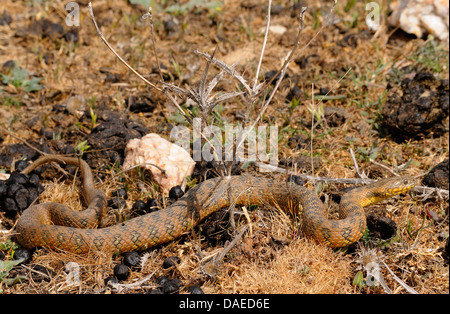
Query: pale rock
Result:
<box><xmin>123</xmin><ymin>133</ymin><xmax>195</xmax><ymax>193</ymax></box>
<box><xmin>66</xmin><ymin>95</ymin><xmax>86</xmax><ymax>118</ymax></box>
<box><xmin>389</xmin><ymin>0</ymin><xmax>449</xmax><ymax>41</ymax></box>
<box><xmin>259</xmin><ymin>25</ymin><xmax>287</xmax><ymax>35</ymax></box>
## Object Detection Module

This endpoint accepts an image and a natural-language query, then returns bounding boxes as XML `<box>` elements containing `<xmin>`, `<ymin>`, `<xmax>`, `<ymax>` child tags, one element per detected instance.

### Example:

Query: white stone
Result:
<box><xmin>123</xmin><ymin>133</ymin><xmax>195</xmax><ymax>193</ymax></box>
<box><xmin>389</xmin><ymin>0</ymin><xmax>449</xmax><ymax>41</ymax></box>
<box><xmin>259</xmin><ymin>25</ymin><xmax>287</xmax><ymax>35</ymax></box>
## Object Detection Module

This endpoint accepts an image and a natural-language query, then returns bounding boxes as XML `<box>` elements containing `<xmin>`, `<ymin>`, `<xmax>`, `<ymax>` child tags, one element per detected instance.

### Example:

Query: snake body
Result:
<box><xmin>15</xmin><ymin>155</ymin><xmax>416</xmax><ymax>254</ymax></box>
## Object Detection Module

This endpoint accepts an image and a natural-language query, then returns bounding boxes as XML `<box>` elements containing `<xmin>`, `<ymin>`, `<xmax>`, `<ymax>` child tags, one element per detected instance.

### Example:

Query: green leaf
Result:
<box><xmin>22</xmin><ymin>76</ymin><xmax>43</xmax><ymax>92</ymax></box>
<box><xmin>352</xmin><ymin>270</ymin><xmax>366</xmax><ymax>287</ymax></box>
<box><xmin>75</xmin><ymin>140</ymin><xmax>91</xmax><ymax>154</ymax></box>
<box><xmin>1</xmin><ymin>65</ymin><xmax>43</xmax><ymax>92</ymax></box>
<box><xmin>129</xmin><ymin>0</ymin><xmax>152</xmax><ymax>7</ymax></box>
<box><xmin>368</xmin><ymin>148</ymin><xmax>380</xmax><ymax>160</ymax></box>
<box><xmin>0</xmin><ymin>259</ymin><xmax>24</xmax><ymax>282</ymax></box>
<box><xmin>2</xmin><ymin>74</ymin><xmax>13</xmax><ymax>85</ymax></box>
<box><xmin>0</xmin><ymin>239</ymin><xmax>19</xmax><ymax>251</ymax></box>
<box><xmin>2</xmin><ymin>276</ymin><xmax>26</xmax><ymax>285</ymax></box>
<box><xmin>0</xmin><ymin>259</ymin><xmax>27</xmax><ymax>286</ymax></box>
<box><xmin>12</xmin><ymin>66</ymin><xmax>28</xmax><ymax>83</ymax></box>
<box><xmin>165</xmin><ymin>0</ymin><xmax>223</xmax><ymax>14</ymax></box>
<box><xmin>344</xmin><ymin>0</ymin><xmax>356</xmax><ymax>12</ymax></box>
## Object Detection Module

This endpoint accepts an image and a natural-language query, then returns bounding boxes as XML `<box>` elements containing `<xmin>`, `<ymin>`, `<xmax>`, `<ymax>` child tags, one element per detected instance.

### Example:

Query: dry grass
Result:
<box><xmin>215</xmin><ymin>238</ymin><xmax>353</xmax><ymax>294</ymax></box>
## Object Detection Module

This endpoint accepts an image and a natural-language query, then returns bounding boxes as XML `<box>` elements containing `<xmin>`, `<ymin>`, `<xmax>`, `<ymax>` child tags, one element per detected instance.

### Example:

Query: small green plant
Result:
<box><xmin>0</xmin><ymin>239</ymin><xmax>19</xmax><ymax>251</ymax></box>
<box><xmin>75</xmin><ymin>140</ymin><xmax>91</xmax><ymax>156</ymax></box>
<box><xmin>312</xmin><ymin>9</ymin><xmax>321</xmax><ymax>30</ymax></box>
<box><xmin>0</xmin><ymin>240</ymin><xmax>25</xmax><ymax>288</ymax></box>
<box><xmin>405</xmin><ymin>216</ymin><xmax>430</xmax><ymax>241</ymax></box>
<box><xmin>288</xmin><ymin>97</ymin><xmax>301</xmax><ymax>119</ymax></box>
<box><xmin>409</xmin><ymin>37</ymin><xmax>449</xmax><ymax>73</ymax></box>
<box><xmin>356</xmin><ymin>146</ymin><xmax>380</xmax><ymax>162</ymax></box>
<box><xmin>360</xmin><ymin>228</ymin><xmax>399</xmax><ymax>249</ymax></box>
<box><xmin>0</xmin><ymin>259</ymin><xmax>26</xmax><ymax>287</ymax></box>
<box><xmin>129</xmin><ymin>0</ymin><xmax>223</xmax><ymax>17</ymax></box>
<box><xmin>1</xmin><ymin>96</ymin><xmax>23</xmax><ymax>107</ymax></box>
<box><xmin>297</xmin><ymin>265</ymin><xmax>311</xmax><ymax>275</ymax></box>
<box><xmin>165</xmin><ymin>0</ymin><xmax>223</xmax><ymax>15</ymax></box>
<box><xmin>128</xmin><ymin>0</ymin><xmax>157</xmax><ymax>8</ymax></box>
<box><xmin>308</xmin><ymin>102</ymin><xmax>325</xmax><ymax>128</ymax></box>
<box><xmin>389</xmin><ymin>37</ymin><xmax>449</xmax><ymax>84</ymax></box>
<box><xmin>185</xmin><ymin>175</ymin><xmax>198</xmax><ymax>189</ymax></box>
<box><xmin>168</xmin><ymin>104</ymin><xmax>200</xmax><ymax>125</ymax></box>
<box><xmin>1</xmin><ymin>64</ymin><xmax>43</xmax><ymax>93</ymax></box>
<box><xmin>352</xmin><ymin>270</ymin><xmax>366</xmax><ymax>288</ymax></box>
<box><xmin>171</xmin><ymin>59</ymin><xmax>183</xmax><ymax>80</ymax></box>
<box><xmin>89</xmin><ymin>107</ymin><xmax>98</xmax><ymax>129</ymax></box>
<box><xmin>280</xmin><ymin>97</ymin><xmax>301</xmax><ymax>131</ymax></box>
<box><xmin>344</xmin><ymin>0</ymin><xmax>357</xmax><ymax>12</ymax></box>
<box><xmin>87</xmin><ymin>96</ymin><xmax>97</xmax><ymax>109</ymax></box>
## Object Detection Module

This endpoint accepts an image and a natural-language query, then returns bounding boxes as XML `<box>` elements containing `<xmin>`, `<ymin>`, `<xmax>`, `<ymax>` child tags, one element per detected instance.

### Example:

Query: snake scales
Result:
<box><xmin>15</xmin><ymin>155</ymin><xmax>416</xmax><ymax>254</ymax></box>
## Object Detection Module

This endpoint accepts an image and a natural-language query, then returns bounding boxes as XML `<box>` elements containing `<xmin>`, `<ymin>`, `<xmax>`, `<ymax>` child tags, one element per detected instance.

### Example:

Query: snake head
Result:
<box><xmin>383</xmin><ymin>175</ymin><xmax>417</xmax><ymax>194</ymax></box>
<box><xmin>364</xmin><ymin>176</ymin><xmax>417</xmax><ymax>206</ymax></box>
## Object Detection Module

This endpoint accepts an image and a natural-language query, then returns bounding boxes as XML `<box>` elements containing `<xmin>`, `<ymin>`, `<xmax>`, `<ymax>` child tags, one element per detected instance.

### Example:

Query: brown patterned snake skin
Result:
<box><xmin>15</xmin><ymin>155</ymin><xmax>416</xmax><ymax>254</ymax></box>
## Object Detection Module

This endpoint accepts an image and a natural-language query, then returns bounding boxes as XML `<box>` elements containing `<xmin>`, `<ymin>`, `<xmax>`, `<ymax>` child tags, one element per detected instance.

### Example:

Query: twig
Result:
<box><xmin>117</xmin><ymin>162</ymin><xmax>168</xmax><ymax>178</ymax></box>
<box><xmin>253</xmin><ymin>0</ymin><xmax>271</xmax><ymax>90</ymax></box>
<box><xmin>412</xmin><ymin>185</ymin><xmax>449</xmax><ymax>200</ymax></box>
<box><xmin>296</xmin><ymin>1</ymin><xmax>337</xmax><ymax>56</ymax></box>
<box><xmin>314</xmin><ymin>94</ymin><xmax>346</xmax><ymax>100</ymax></box>
<box><xmin>109</xmin><ymin>270</ymin><xmax>157</xmax><ymax>292</ymax></box>
<box><xmin>234</xmin><ymin>6</ymin><xmax>308</xmax><ymax>158</ymax></box>
<box><xmin>0</xmin><ymin>126</ymin><xmax>77</xmax><ymax>177</ymax></box>
<box><xmin>198</xmin><ymin>46</ymin><xmax>217</xmax><ymax>111</ymax></box>
<box><xmin>142</xmin><ymin>7</ymin><xmax>164</xmax><ymax>83</ymax></box>
<box><xmin>87</xmin><ymin>3</ymin><xmax>161</xmax><ymax>92</ymax></box>
<box><xmin>255</xmin><ymin>161</ymin><xmax>376</xmax><ymax>185</ymax></box>
<box><xmin>350</xmin><ymin>148</ymin><xmax>369</xmax><ymax>179</ymax></box>
<box><xmin>369</xmin><ymin>159</ymin><xmax>401</xmax><ymax>177</ymax></box>
<box><xmin>259</xmin><ymin>161</ymin><xmax>449</xmax><ymax>198</ymax></box>
<box><xmin>314</xmin><ymin>67</ymin><xmax>352</xmax><ymax>108</ymax></box>
<box><xmin>0</xmin><ymin>126</ymin><xmax>46</xmax><ymax>156</ymax></box>
<box><xmin>193</xmin><ymin>49</ymin><xmax>252</xmax><ymax>95</ymax></box>
<box><xmin>310</xmin><ymin>83</ymin><xmax>315</xmax><ymax>176</ymax></box>
<box><xmin>215</xmin><ymin>225</ymin><xmax>248</xmax><ymax>262</ymax></box>
<box><xmin>241</xmin><ymin>206</ymin><xmax>252</xmax><ymax>234</ymax></box>
<box><xmin>257</xmin><ymin>161</ymin><xmax>365</xmax><ymax>183</ymax></box>
<box><xmin>257</xmin><ymin>6</ymin><xmax>308</xmax><ymax>92</ymax></box>
<box><xmin>21</xmin><ymin>264</ymin><xmax>52</xmax><ymax>280</ymax></box>
<box><xmin>380</xmin><ymin>260</ymin><xmax>419</xmax><ymax>294</ymax></box>
<box><xmin>257</xmin><ymin>0</ymin><xmax>337</xmax><ymax>93</ymax></box>
<box><xmin>201</xmin><ymin>225</ymin><xmax>248</xmax><ymax>277</ymax></box>
<box><xmin>88</xmin><ymin>2</ymin><xmax>193</xmax><ymax>125</ymax></box>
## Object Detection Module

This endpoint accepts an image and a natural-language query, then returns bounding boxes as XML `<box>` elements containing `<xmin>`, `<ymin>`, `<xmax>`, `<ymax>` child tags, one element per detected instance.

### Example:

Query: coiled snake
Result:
<box><xmin>15</xmin><ymin>155</ymin><xmax>416</xmax><ymax>254</ymax></box>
